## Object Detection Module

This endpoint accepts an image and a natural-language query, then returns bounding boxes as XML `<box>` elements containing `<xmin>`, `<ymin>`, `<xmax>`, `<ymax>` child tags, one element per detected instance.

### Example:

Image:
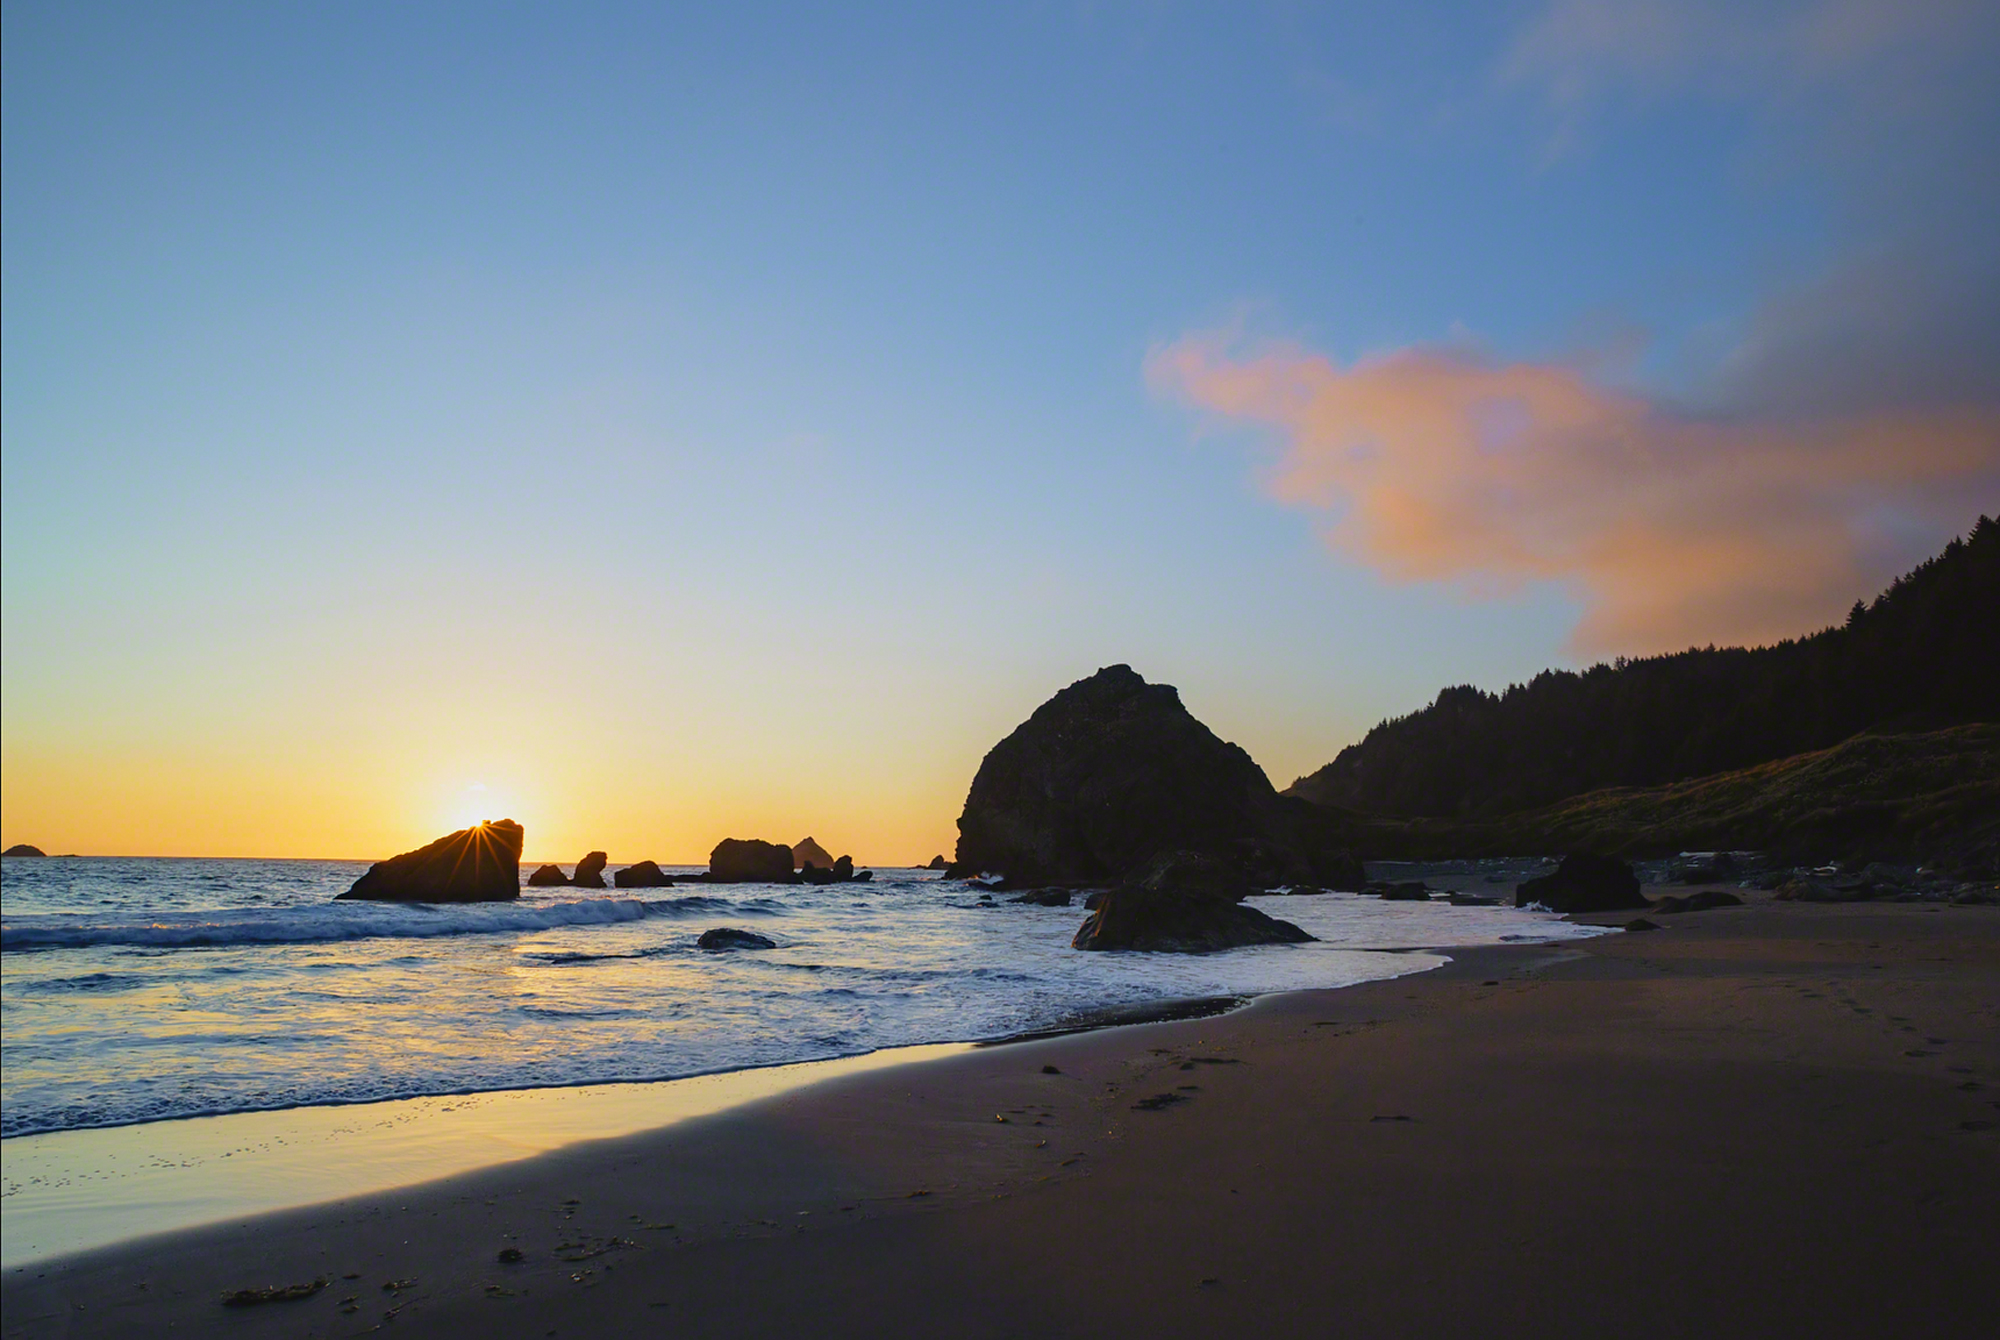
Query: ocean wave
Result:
<box><xmin>0</xmin><ymin>898</ymin><xmax>660</xmax><ymax>952</ymax></box>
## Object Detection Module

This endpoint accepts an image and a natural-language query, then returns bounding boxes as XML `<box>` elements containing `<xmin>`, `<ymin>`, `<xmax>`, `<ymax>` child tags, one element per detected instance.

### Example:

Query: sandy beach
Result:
<box><xmin>5</xmin><ymin>893</ymin><xmax>1995</xmax><ymax>1339</ymax></box>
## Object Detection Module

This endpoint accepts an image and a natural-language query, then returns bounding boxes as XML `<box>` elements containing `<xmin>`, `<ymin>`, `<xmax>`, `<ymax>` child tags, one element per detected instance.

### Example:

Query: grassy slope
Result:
<box><xmin>1338</xmin><ymin>724</ymin><xmax>1999</xmax><ymax>867</ymax></box>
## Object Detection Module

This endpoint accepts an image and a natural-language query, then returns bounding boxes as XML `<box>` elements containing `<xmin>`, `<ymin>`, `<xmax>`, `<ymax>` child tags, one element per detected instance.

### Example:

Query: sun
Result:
<box><xmin>444</xmin><ymin>782</ymin><xmax>510</xmax><ymax>835</ymax></box>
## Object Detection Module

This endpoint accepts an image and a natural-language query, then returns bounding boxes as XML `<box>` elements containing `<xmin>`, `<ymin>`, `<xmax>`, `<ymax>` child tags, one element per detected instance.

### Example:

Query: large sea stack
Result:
<box><xmin>709</xmin><ymin>838</ymin><xmax>798</xmax><ymax>883</ymax></box>
<box><xmin>950</xmin><ymin>665</ymin><xmax>1362</xmax><ymax>888</ymax></box>
<box><xmin>338</xmin><ymin>820</ymin><xmax>523</xmax><ymax>902</ymax></box>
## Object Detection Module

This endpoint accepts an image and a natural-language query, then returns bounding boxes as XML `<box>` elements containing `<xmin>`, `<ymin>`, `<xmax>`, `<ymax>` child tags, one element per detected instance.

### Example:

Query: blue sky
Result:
<box><xmin>5</xmin><ymin>2</ymin><xmax>1996</xmax><ymax>858</ymax></box>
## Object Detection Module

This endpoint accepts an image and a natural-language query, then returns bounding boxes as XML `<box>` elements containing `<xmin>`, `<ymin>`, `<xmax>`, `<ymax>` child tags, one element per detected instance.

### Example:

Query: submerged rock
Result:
<box><xmin>698</xmin><ymin>927</ymin><xmax>777</xmax><ymax>951</ymax></box>
<box><xmin>2</xmin><ymin>844</ymin><xmax>46</xmax><ymax>858</ymax></box>
<box><xmin>708</xmin><ymin>838</ymin><xmax>798</xmax><ymax>884</ymax></box>
<box><xmin>338</xmin><ymin>821</ymin><xmax>523</xmax><ymax>902</ymax></box>
<box><xmin>526</xmin><ymin>863</ymin><xmax>569</xmax><ymax>887</ymax></box>
<box><xmin>949</xmin><ymin>665</ymin><xmax>1362</xmax><ymax>888</ymax></box>
<box><xmin>1514</xmin><ymin>853</ymin><xmax>1647</xmax><ymax>914</ymax></box>
<box><xmin>612</xmin><ymin>860</ymin><xmax>675</xmax><ymax>888</ymax></box>
<box><xmin>571</xmin><ymin>851</ymin><xmax>609</xmax><ymax>889</ymax></box>
<box><xmin>1072</xmin><ymin>850</ymin><xmax>1315</xmax><ymax>953</ymax></box>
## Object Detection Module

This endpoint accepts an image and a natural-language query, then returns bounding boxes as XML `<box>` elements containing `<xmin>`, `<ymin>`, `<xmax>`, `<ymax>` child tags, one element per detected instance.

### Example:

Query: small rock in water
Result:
<box><xmin>1625</xmin><ymin>917</ymin><xmax>1662</xmax><ymax>933</ymax></box>
<box><xmin>613</xmin><ymin>860</ymin><xmax>675</xmax><ymax>888</ymax></box>
<box><xmin>697</xmin><ymin>927</ymin><xmax>776</xmax><ymax>951</ymax></box>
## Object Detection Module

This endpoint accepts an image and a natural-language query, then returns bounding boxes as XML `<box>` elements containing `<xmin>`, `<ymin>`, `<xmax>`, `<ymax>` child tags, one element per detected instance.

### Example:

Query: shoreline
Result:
<box><xmin>7</xmin><ymin>895</ymin><xmax>1994</xmax><ymax>1337</ymax></box>
<box><xmin>0</xmin><ymin>990</ymin><xmax>1274</xmax><ymax>1269</ymax></box>
<box><xmin>0</xmin><ymin>978</ymin><xmax>1387</xmax><ymax>1268</ymax></box>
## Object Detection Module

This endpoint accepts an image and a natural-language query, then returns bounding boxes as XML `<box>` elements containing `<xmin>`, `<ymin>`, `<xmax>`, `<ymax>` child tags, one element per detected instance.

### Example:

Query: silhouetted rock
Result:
<box><xmin>526</xmin><ymin>864</ymin><xmax>569</xmax><ymax>887</ymax></box>
<box><xmin>708</xmin><ymin>839</ymin><xmax>798</xmax><ymax>883</ymax></box>
<box><xmin>926</xmin><ymin>855</ymin><xmax>948</xmax><ymax>870</ymax></box>
<box><xmin>1009</xmin><ymin>888</ymin><xmax>1074</xmax><ymax>907</ymax></box>
<box><xmin>791</xmin><ymin>837</ymin><xmax>834</xmax><ymax>871</ymax></box>
<box><xmin>1448</xmin><ymin>892</ymin><xmax>1501</xmax><ymax>906</ymax></box>
<box><xmin>1369</xmin><ymin>881</ymin><xmax>1432</xmax><ymax>901</ymax></box>
<box><xmin>1072</xmin><ymin>850</ymin><xmax>1315</xmax><ymax>952</ymax></box>
<box><xmin>800</xmin><ymin>853</ymin><xmax>864</xmax><ymax>885</ymax></box>
<box><xmin>698</xmin><ymin>927</ymin><xmax>776</xmax><ymax>951</ymax></box>
<box><xmin>571</xmin><ymin>851</ymin><xmax>609</xmax><ymax>889</ymax></box>
<box><xmin>1625</xmin><ymin>917</ymin><xmax>1662</xmax><ymax>933</ymax></box>
<box><xmin>951</xmin><ymin>665</ymin><xmax>1363</xmax><ymax>887</ymax></box>
<box><xmin>1653</xmin><ymin>890</ymin><xmax>1744</xmax><ymax>915</ymax></box>
<box><xmin>613</xmin><ymin>860</ymin><xmax>675</xmax><ymax>888</ymax></box>
<box><xmin>1514</xmin><ymin>853</ymin><xmax>1647</xmax><ymax>914</ymax></box>
<box><xmin>800</xmin><ymin>861</ymin><xmax>838</xmax><ymax>885</ymax></box>
<box><xmin>2</xmin><ymin>844</ymin><xmax>45</xmax><ymax>858</ymax></box>
<box><xmin>338</xmin><ymin>820</ymin><xmax>523</xmax><ymax>902</ymax></box>
<box><xmin>1672</xmin><ymin>853</ymin><xmax>1742</xmax><ymax>884</ymax></box>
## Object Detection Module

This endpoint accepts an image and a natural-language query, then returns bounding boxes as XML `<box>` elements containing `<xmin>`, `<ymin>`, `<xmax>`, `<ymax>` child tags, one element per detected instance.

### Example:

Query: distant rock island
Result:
<box><xmin>949</xmin><ymin>663</ymin><xmax>1362</xmax><ymax>889</ymax></box>
<box><xmin>3</xmin><ymin>844</ymin><xmax>46</xmax><ymax>858</ymax></box>
<box><xmin>337</xmin><ymin>820</ymin><xmax>523</xmax><ymax>902</ymax></box>
<box><xmin>1286</xmin><ymin>518</ymin><xmax>1999</xmax><ymax>871</ymax></box>
<box><xmin>790</xmin><ymin>837</ymin><xmax>834</xmax><ymax>870</ymax></box>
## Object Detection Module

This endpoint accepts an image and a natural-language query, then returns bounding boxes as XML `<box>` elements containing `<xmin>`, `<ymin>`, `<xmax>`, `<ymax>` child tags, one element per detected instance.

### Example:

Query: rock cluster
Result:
<box><xmin>949</xmin><ymin>665</ymin><xmax>1362</xmax><ymax>889</ymax></box>
<box><xmin>1071</xmin><ymin>851</ymin><xmax>1315</xmax><ymax>953</ymax></box>
<box><xmin>1514</xmin><ymin>854</ymin><xmax>1647</xmax><ymax>914</ymax></box>
<box><xmin>339</xmin><ymin>820</ymin><xmax>524</xmax><ymax>902</ymax></box>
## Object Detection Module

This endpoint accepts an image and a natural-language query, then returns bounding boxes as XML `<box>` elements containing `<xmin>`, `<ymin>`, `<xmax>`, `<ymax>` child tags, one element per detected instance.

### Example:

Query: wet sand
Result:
<box><xmin>5</xmin><ymin>895</ymin><xmax>1995</xmax><ymax>1338</ymax></box>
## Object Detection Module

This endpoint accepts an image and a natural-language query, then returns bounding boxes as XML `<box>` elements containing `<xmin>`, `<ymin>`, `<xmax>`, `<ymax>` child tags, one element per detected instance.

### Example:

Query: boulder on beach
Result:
<box><xmin>697</xmin><ymin>927</ymin><xmax>777</xmax><ymax>951</ymax></box>
<box><xmin>708</xmin><ymin>838</ymin><xmax>798</xmax><ymax>884</ymax></box>
<box><xmin>2</xmin><ymin>844</ymin><xmax>46</xmax><ymax>858</ymax></box>
<box><xmin>571</xmin><ymin>851</ymin><xmax>609</xmax><ymax>889</ymax></box>
<box><xmin>337</xmin><ymin>820</ymin><xmax>523</xmax><ymax>903</ymax></box>
<box><xmin>791</xmin><ymin>837</ymin><xmax>834</xmax><ymax>871</ymax></box>
<box><xmin>1370</xmin><ymin>881</ymin><xmax>1432</xmax><ymax>902</ymax></box>
<box><xmin>613</xmin><ymin>860</ymin><xmax>675</xmax><ymax>888</ymax></box>
<box><xmin>949</xmin><ymin>665</ymin><xmax>1363</xmax><ymax>889</ymax></box>
<box><xmin>1072</xmin><ymin>850</ymin><xmax>1315</xmax><ymax>953</ymax></box>
<box><xmin>1653</xmin><ymin>890</ymin><xmax>1744</xmax><ymax>915</ymax></box>
<box><xmin>1514</xmin><ymin>853</ymin><xmax>1647</xmax><ymax>914</ymax></box>
<box><xmin>526</xmin><ymin>863</ymin><xmax>569</xmax><ymax>887</ymax></box>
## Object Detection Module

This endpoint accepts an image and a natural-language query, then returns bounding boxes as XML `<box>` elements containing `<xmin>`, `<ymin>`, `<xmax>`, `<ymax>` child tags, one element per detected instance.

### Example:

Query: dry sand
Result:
<box><xmin>5</xmin><ymin>895</ymin><xmax>1995</xmax><ymax>1338</ymax></box>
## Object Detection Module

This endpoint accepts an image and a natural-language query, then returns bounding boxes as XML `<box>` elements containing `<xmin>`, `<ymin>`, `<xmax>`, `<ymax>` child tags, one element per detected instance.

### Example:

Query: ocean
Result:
<box><xmin>0</xmin><ymin>856</ymin><xmax>1607</xmax><ymax>1139</ymax></box>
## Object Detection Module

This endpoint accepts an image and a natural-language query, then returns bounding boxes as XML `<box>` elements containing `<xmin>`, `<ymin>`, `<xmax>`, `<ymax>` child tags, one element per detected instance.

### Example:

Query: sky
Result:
<box><xmin>5</xmin><ymin>1</ymin><xmax>1997</xmax><ymax>862</ymax></box>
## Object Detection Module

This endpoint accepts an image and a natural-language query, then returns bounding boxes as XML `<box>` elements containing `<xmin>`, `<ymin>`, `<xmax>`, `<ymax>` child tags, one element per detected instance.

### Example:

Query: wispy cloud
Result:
<box><xmin>1149</xmin><ymin>329</ymin><xmax>2000</xmax><ymax>656</ymax></box>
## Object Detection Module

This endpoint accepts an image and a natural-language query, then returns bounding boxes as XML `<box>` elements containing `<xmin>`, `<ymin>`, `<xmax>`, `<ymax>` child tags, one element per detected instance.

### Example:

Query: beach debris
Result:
<box><xmin>381</xmin><ymin>1277</ymin><xmax>417</xmax><ymax>1292</ymax></box>
<box><xmin>1370</xmin><ymin>1114</ymin><xmax>1415</xmax><ymax>1122</ymax></box>
<box><xmin>220</xmin><ymin>1277</ymin><xmax>327</xmax><ymax>1307</ymax></box>
<box><xmin>1131</xmin><ymin>1092</ymin><xmax>1190</xmax><ymax>1111</ymax></box>
<box><xmin>1041</xmin><ymin>1064</ymin><xmax>1062</xmax><ymax>1074</ymax></box>
<box><xmin>496</xmin><ymin>1247</ymin><xmax>524</xmax><ymax>1263</ymax></box>
<box><xmin>553</xmin><ymin>1236</ymin><xmax>635</xmax><ymax>1262</ymax></box>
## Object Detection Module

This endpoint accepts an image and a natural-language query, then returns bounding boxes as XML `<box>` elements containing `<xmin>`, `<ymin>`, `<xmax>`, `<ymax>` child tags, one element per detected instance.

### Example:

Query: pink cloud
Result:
<box><xmin>1148</xmin><ymin>332</ymin><xmax>2000</xmax><ymax>655</ymax></box>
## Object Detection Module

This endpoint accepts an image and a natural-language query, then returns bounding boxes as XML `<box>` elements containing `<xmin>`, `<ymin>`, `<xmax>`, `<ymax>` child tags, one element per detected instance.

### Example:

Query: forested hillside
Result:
<box><xmin>1287</xmin><ymin>517</ymin><xmax>2000</xmax><ymax>819</ymax></box>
